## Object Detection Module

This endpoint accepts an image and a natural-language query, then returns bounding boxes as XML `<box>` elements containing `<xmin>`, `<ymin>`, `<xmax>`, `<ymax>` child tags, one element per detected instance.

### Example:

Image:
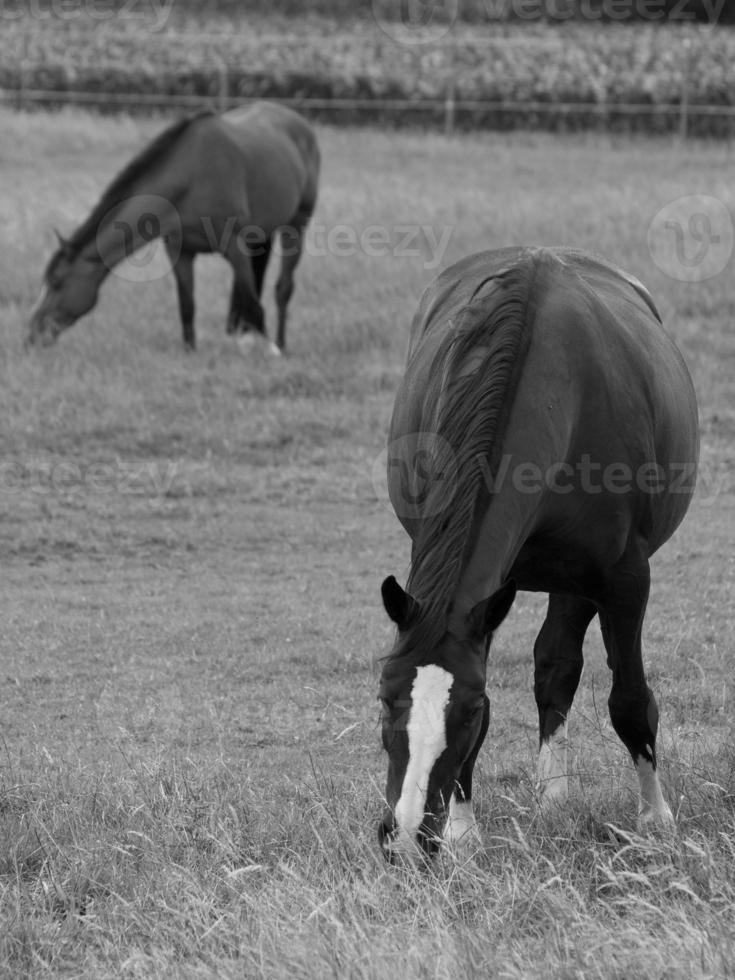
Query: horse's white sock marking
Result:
<box><xmin>236</xmin><ymin>333</ymin><xmax>258</xmax><ymax>352</ymax></box>
<box><xmin>635</xmin><ymin>756</ymin><xmax>674</xmax><ymax>828</ymax></box>
<box><xmin>392</xmin><ymin>665</ymin><xmax>453</xmax><ymax>849</ymax></box>
<box><xmin>537</xmin><ymin>721</ymin><xmax>569</xmax><ymax>809</ymax></box>
<box><xmin>444</xmin><ymin>797</ymin><xmax>480</xmax><ymax>848</ymax></box>
<box><xmin>237</xmin><ymin>334</ymin><xmax>282</xmax><ymax>358</ymax></box>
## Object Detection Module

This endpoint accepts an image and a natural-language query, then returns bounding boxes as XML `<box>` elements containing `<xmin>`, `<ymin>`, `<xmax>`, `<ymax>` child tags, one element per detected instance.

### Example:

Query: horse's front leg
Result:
<box><xmin>534</xmin><ymin>594</ymin><xmax>596</xmax><ymax>812</ymax></box>
<box><xmin>224</xmin><ymin>248</ymin><xmax>266</xmax><ymax>339</ymax></box>
<box><xmin>600</xmin><ymin>556</ymin><xmax>674</xmax><ymax>831</ymax></box>
<box><xmin>165</xmin><ymin>239</ymin><xmax>196</xmax><ymax>349</ymax></box>
<box><xmin>274</xmin><ymin>215</ymin><xmax>310</xmax><ymax>353</ymax></box>
<box><xmin>443</xmin><ymin>695</ymin><xmax>490</xmax><ymax>853</ymax></box>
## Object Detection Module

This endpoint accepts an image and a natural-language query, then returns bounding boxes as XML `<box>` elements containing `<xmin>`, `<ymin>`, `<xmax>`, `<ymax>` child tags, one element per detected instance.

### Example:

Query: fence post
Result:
<box><xmin>19</xmin><ymin>30</ymin><xmax>29</xmax><ymax>111</ymax></box>
<box><xmin>444</xmin><ymin>78</ymin><xmax>455</xmax><ymax>136</ymax></box>
<box><xmin>679</xmin><ymin>37</ymin><xmax>691</xmax><ymax>140</ymax></box>
<box><xmin>216</xmin><ymin>57</ymin><xmax>228</xmax><ymax>112</ymax></box>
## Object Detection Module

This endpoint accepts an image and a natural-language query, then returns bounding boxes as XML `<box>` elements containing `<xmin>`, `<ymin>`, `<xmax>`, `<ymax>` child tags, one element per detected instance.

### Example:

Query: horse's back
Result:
<box><xmin>219</xmin><ymin>101</ymin><xmax>320</xmax><ymax>213</ymax></box>
<box><xmin>407</xmin><ymin>247</ymin><xmax>695</xmax><ymax>440</ymax></box>
<box><xmin>223</xmin><ymin>102</ymin><xmax>318</xmax><ymax>154</ymax></box>
<box><xmin>393</xmin><ymin>246</ymin><xmax>699</xmax><ymax>578</ymax></box>
<box><xmin>170</xmin><ymin>102</ymin><xmax>318</xmax><ymax>234</ymax></box>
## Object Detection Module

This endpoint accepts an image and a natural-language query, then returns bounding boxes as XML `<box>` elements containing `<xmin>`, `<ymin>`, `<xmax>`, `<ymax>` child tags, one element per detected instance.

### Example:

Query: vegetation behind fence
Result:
<box><xmin>40</xmin><ymin>0</ymin><xmax>735</xmax><ymax>25</ymax></box>
<box><xmin>2</xmin><ymin>8</ymin><xmax>733</xmax><ymax>135</ymax></box>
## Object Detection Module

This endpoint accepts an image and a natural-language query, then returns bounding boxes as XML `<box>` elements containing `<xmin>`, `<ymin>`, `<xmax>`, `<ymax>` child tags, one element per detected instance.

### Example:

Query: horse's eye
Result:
<box><xmin>462</xmin><ymin>700</ymin><xmax>485</xmax><ymax>727</ymax></box>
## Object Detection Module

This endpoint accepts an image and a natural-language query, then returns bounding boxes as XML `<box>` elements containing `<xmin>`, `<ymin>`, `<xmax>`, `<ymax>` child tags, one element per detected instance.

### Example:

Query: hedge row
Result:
<box><xmin>20</xmin><ymin>0</ymin><xmax>735</xmax><ymax>25</ymax></box>
<box><xmin>4</xmin><ymin>15</ymin><xmax>734</xmax><ymax>135</ymax></box>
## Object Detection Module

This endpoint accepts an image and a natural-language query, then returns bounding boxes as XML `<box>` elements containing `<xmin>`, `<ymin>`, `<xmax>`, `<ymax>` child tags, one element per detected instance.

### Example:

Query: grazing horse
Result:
<box><xmin>377</xmin><ymin>246</ymin><xmax>699</xmax><ymax>861</ymax></box>
<box><xmin>27</xmin><ymin>101</ymin><xmax>320</xmax><ymax>352</ymax></box>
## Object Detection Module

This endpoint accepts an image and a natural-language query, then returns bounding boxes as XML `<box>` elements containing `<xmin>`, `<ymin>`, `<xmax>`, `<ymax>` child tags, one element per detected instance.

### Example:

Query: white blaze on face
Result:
<box><xmin>393</xmin><ymin>664</ymin><xmax>453</xmax><ymax>846</ymax></box>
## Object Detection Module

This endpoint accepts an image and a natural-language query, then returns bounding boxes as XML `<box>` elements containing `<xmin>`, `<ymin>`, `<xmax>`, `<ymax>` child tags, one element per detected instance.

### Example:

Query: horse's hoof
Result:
<box><xmin>236</xmin><ymin>334</ymin><xmax>258</xmax><ymax>352</ymax></box>
<box><xmin>637</xmin><ymin>804</ymin><xmax>675</xmax><ymax>834</ymax></box>
<box><xmin>537</xmin><ymin>780</ymin><xmax>568</xmax><ymax>816</ymax></box>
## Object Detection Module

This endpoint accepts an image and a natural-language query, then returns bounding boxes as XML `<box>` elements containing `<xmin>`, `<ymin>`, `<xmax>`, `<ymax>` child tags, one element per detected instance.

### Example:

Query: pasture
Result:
<box><xmin>1</xmin><ymin>108</ymin><xmax>734</xmax><ymax>978</ymax></box>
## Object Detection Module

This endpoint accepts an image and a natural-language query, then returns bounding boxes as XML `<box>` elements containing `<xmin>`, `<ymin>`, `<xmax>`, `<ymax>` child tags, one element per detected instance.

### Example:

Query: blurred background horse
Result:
<box><xmin>27</xmin><ymin>101</ymin><xmax>320</xmax><ymax>353</ymax></box>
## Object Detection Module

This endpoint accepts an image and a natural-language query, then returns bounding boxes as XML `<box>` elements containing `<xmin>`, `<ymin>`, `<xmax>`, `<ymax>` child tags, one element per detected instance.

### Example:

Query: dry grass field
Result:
<box><xmin>1</xmin><ymin>108</ymin><xmax>734</xmax><ymax>978</ymax></box>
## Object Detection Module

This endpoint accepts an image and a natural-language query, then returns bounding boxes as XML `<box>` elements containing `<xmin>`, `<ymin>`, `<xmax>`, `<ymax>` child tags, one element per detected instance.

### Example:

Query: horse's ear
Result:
<box><xmin>53</xmin><ymin>229</ymin><xmax>71</xmax><ymax>253</ymax></box>
<box><xmin>469</xmin><ymin>579</ymin><xmax>516</xmax><ymax>638</ymax></box>
<box><xmin>381</xmin><ymin>575</ymin><xmax>419</xmax><ymax>629</ymax></box>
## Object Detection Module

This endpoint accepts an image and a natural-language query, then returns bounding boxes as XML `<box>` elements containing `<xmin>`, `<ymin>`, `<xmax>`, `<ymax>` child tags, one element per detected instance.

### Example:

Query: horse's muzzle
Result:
<box><xmin>26</xmin><ymin>315</ymin><xmax>60</xmax><ymax>349</ymax></box>
<box><xmin>377</xmin><ymin>811</ymin><xmax>441</xmax><ymax>864</ymax></box>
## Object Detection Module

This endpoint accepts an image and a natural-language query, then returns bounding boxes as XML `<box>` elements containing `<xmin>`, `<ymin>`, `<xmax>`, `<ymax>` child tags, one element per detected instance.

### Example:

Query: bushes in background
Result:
<box><xmin>3</xmin><ymin>11</ymin><xmax>732</xmax><ymax>134</ymax></box>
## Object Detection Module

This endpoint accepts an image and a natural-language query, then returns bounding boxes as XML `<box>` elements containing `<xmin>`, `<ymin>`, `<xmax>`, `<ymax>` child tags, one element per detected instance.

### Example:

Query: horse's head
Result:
<box><xmin>377</xmin><ymin>575</ymin><xmax>516</xmax><ymax>862</ymax></box>
<box><xmin>27</xmin><ymin>235</ymin><xmax>101</xmax><ymax>346</ymax></box>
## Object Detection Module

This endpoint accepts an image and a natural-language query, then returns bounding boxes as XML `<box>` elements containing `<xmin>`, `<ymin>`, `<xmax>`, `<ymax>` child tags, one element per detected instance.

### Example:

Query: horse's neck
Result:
<box><xmin>91</xmin><ymin>189</ymin><xmax>176</xmax><ymax>271</ymax></box>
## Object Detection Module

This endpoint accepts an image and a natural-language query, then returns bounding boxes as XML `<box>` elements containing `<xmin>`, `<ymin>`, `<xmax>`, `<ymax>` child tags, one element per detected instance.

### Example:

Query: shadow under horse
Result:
<box><xmin>28</xmin><ymin>101</ymin><xmax>320</xmax><ymax>353</ymax></box>
<box><xmin>376</xmin><ymin>246</ymin><xmax>699</xmax><ymax>861</ymax></box>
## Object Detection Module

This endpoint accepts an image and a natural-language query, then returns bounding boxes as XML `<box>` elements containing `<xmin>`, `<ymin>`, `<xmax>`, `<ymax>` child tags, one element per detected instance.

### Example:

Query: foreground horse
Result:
<box><xmin>28</xmin><ymin>101</ymin><xmax>320</xmax><ymax>352</ymax></box>
<box><xmin>378</xmin><ymin>246</ymin><xmax>699</xmax><ymax>861</ymax></box>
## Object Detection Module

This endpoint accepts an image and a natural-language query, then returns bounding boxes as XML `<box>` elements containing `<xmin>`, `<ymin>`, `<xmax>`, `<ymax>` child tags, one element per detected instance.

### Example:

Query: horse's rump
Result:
<box><xmin>388</xmin><ymin>246</ymin><xmax>699</xmax><ymax>627</ymax></box>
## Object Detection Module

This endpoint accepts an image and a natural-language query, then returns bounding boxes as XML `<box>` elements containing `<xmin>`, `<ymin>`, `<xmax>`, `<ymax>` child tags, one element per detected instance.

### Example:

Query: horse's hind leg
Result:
<box><xmin>252</xmin><ymin>239</ymin><xmax>272</xmax><ymax>299</ymax></box>
<box><xmin>225</xmin><ymin>258</ymin><xmax>265</xmax><ymax>338</ymax></box>
<box><xmin>165</xmin><ymin>240</ymin><xmax>196</xmax><ymax>349</ymax></box>
<box><xmin>599</xmin><ymin>555</ymin><xmax>674</xmax><ymax>829</ymax></box>
<box><xmin>274</xmin><ymin>214</ymin><xmax>308</xmax><ymax>352</ymax></box>
<box><xmin>534</xmin><ymin>594</ymin><xmax>597</xmax><ymax>810</ymax></box>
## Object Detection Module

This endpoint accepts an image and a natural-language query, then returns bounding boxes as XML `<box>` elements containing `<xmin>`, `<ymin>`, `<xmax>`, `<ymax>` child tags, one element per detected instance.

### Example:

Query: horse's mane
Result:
<box><xmin>46</xmin><ymin>110</ymin><xmax>215</xmax><ymax>274</ymax></box>
<box><xmin>391</xmin><ymin>262</ymin><xmax>536</xmax><ymax>664</ymax></box>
